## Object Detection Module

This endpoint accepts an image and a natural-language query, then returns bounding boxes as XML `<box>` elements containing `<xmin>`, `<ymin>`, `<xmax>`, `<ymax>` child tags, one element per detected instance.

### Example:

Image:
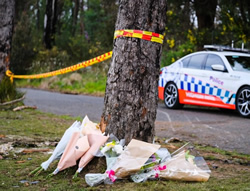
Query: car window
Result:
<box><xmin>205</xmin><ymin>54</ymin><xmax>225</xmax><ymax>71</ymax></box>
<box><xmin>226</xmin><ymin>55</ymin><xmax>250</xmax><ymax>72</ymax></box>
<box><xmin>187</xmin><ymin>54</ymin><xmax>206</xmax><ymax>69</ymax></box>
<box><xmin>182</xmin><ymin>57</ymin><xmax>191</xmax><ymax>68</ymax></box>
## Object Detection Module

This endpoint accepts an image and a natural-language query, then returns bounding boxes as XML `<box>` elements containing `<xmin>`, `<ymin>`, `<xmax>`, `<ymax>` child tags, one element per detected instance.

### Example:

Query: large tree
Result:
<box><xmin>0</xmin><ymin>0</ymin><xmax>15</xmax><ymax>82</ymax></box>
<box><xmin>100</xmin><ymin>0</ymin><xmax>167</xmax><ymax>144</ymax></box>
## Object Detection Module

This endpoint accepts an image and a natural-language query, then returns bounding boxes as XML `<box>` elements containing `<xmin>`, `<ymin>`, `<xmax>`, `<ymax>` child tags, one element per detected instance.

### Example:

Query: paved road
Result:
<box><xmin>20</xmin><ymin>88</ymin><xmax>250</xmax><ymax>154</ymax></box>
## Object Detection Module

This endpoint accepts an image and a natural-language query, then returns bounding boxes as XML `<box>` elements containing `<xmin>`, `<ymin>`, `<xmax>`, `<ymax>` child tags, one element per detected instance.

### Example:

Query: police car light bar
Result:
<box><xmin>204</xmin><ymin>45</ymin><xmax>250</xmax><ymax>53</ymax></box>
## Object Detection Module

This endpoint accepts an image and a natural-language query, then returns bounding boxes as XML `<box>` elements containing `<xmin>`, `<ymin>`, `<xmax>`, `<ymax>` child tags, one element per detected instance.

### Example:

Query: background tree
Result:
<box><xmin>79</xmin><ymin>0</ymin><xmax>85</xmax><ymax>35</ymax></box>
<box><xmin>0</xmin><ymin>0</ymin><xmax>15</xmax><ymax>82</ymax></box>
<box><xmin>72</xmin><ymin>0</ymin><xmax>79</xmax><ymax>36</ymax></box>
<box><xmin>193</xmin><ymin>0</ymin><xmax>218</xmax><ymax>49</ymax></box>
<box><xmin>218</xmin><ymin>0</ymin><xmax>250</xmax><ymax>47</ymax></box>
<box><xmin>194</xmin><ymin>0</ymin><xmax>217</xmax><ymax>30</ymax></box>
<box><xmin>11</xmin><ymin>11</ymin><xmax>37</xmax><ymax>74</ymax></box>
<box><xmin>44</xmin><ymin>0</ymin><xmax>58</xmax><ymax>49</ymax></box>
<box><xmin>162</xmin><ymin>0</ymin><xmax>195</xmax><ymax>66</ymax></box>
<box><xmin>100</xmin><ymin>0</ymin><xmax>167</xmax><ymax>144</ymax></box>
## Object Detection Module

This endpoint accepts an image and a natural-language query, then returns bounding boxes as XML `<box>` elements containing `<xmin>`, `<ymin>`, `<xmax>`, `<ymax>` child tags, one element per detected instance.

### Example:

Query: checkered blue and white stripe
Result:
<box><xmin>178</xmin><ymin>74</ymin><xmax>236</xmax><ymax>105</ymax></box>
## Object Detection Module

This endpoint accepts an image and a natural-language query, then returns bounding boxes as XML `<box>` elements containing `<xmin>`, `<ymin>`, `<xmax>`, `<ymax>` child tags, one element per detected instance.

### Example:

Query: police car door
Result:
<box><xmin>199</xmin><ymin>53</ymin><xmax>235</xmax><ymax>109</ymax></box>
<box><xmin>178</xmin><ymin>53</ymin><xmax>208</xmax><ymax>105</ymax></box>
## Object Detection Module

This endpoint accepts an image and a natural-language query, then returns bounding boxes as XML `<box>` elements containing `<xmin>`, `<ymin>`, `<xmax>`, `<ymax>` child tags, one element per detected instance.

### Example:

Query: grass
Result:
<box><xmin>0</xmin><ymin>109</ymin><xmax>81</xmax><ymax>140</ymax></box>
<box><xmin>0</xmin><ymin>76</ymin><xmax>24</xmax><ymax>103</ymax></box>
<box><xmin>0</xmin><ymin>109</ymin><xmax>250</xmax><ymax>190</ymax></box>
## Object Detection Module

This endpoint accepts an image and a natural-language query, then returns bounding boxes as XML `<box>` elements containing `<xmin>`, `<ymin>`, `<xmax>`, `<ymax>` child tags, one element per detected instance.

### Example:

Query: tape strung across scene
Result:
<box><xmin>6</xmin><ymin>51</ymin><xmax>112</xmax><ymax>82</ymax></box>
<box><xmin>6</xmin><ymin>29</ymin><xmax>164</xmax><ymax>82</ymax></box>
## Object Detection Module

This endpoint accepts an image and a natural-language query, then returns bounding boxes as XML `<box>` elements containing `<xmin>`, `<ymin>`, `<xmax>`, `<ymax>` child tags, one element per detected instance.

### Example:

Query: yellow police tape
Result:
<box><xmin>6</xmin><ymin>29</ymin><xmax>164</xmax><ymax>82</ymax></box>
<box><xmin>6</xmin><ymin>51</ymin><xmax>112</xmax><ymax>82</ymax></box>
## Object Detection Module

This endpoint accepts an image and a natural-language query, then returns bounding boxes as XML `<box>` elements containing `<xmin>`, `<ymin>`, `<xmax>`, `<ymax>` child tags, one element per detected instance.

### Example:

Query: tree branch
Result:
<box><xmin>0</xmin><ymin>95</ymin><xmax>25</xmax><ymax>106</ymax></box>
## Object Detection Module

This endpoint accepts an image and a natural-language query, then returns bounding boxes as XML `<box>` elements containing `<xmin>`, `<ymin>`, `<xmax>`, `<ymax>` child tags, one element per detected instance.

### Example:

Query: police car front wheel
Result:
<box><xmin>236</xmin><ymin>86</ymin><xmax>250</xmax><ymax>118</ymax></box>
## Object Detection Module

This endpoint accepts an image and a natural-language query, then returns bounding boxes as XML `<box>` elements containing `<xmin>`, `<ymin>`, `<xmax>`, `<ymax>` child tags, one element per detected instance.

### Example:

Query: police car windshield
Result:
<box><xmin>226</xmin><ymin>55</ymin><xmax>250</xmax><ymax>72</ymax></box>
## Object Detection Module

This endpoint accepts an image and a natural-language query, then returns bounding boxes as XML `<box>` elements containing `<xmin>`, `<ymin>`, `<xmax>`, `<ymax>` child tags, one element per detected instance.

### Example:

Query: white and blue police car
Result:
<box><xmin>158</xmin><ymin>45</ymin><xmax>250</xmax><ymax>118</ymax></box>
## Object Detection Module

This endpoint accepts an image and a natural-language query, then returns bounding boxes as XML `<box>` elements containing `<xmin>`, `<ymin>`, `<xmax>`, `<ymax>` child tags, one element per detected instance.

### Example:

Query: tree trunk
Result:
<box><xmin>183</xmin><ymin>1</ymin><xmax>191</xmax><ymax>30</ymax></box>
<box><xmin>72</xmin><ymin>0</ymin><xmax>80</xmax><ymax>36</ymax></box>
<box><xmin>79</xmin><ymin>0</ymin><xmax>85</xmax><ymax>35</ymax></box>
<box><xmin>36</xmin><ymin>0</ymin><xmax>40</xmax><ymax>30</ymax></box>
<box><xmin>238</xmin><ymin>0</ymin><xmax>250</xmax><ymax>37</ymax></box>
<box><xmin>194</xmin><ymin>0</ymin><xmax>217</xmax><ymax>30</ymax></box>
<box><xmin>101</xmin><ymin>0</ymin><xmax>167</xmax><ymax>144</ymax></box>
<box><xmin>44</xmin><ymin>0</ymin><xmax>58</xmax><ymax>49</ymax></box>
<box><xmin>0</xmin><ymin>0</ymin><xmax>15</xmax><ymax>82</ymax></box>
<box><xmin>194</xmin><ymin>0</ymin><xmax>217</xmax><ymax>49</ymax></box>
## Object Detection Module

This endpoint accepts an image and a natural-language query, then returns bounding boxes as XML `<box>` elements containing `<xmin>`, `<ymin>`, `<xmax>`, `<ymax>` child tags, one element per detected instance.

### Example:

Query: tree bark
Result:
<box><xmin>36</xmin><ymin>0</ymin><xmax>40</xmax><ymax>30</ymax></box>
<box><xmin>0</xmin><ymin>0</ymin><xmax>15</xmax><ymax>82</ymax></box>
<box><xmin>101</xmin><ymin>0</ymin><xmax>167</xmax><ymax>144</ymax></box>
<box><xmin>194</xmin><ymin>0</ymin><xmax>217</xmax><ymax>30</ymax></box>
<box><xmin>79</xmin><ymin>0</ymin><xmax>85</xmax><ymax>35</ymax></box>
<box><xmin>238</xmin><ymin>0</ymin><xmax>250</xmax><ymax>37</ymax></box>
<box><xmin>72</xmin><ymin>0</ymin><xmax>79</xmax><ymax>36</ymax></box>
<box><xmin>44</xmin><ymin>0</ymin><xmax>58</xmax><ymax>49</ymax></box>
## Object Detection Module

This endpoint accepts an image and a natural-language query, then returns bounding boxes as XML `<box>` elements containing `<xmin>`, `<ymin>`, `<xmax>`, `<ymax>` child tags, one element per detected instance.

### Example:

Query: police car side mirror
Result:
<box><xmin>211</xmin><ymin>64</ymin><xmax>226</xmax><ymax>72</ymax></box>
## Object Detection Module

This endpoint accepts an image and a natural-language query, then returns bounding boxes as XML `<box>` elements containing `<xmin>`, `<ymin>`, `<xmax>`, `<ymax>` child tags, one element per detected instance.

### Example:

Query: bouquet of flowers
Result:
<box><xmin>131</xmin><ymin>143</ymin><xmax>211</xmax><ymax>183</ymax></box>
<box><xmin>85</xmin><ymin>135</ymin><xmax>125</xmax><ymax>186</ymax></box>
<box><xmin>107</xmin><ymin>139</ymin><xmax>161</xmax><ymax>181</ymax></box>
<box><xmin>130</xmin><ymin>148</ymin><xmax>171</xmax><ymax>183</ymax></box>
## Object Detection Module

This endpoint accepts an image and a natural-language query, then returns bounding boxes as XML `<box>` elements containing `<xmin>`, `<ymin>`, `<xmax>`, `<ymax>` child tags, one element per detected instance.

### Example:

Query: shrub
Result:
<box><xmin>0</xmin><ymin>76</ymin><xmax>23</xmax><ymax>103</ymax></box>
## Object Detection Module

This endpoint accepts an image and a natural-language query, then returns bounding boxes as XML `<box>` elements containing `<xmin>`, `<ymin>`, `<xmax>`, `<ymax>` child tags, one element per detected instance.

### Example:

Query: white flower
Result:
<box><xmin>100</xmin><ymin>141</ymin><xmax>124</xmax><ymax>157</ymax></box>
<box><xmin>113</xmin><ymin>145</ymin><xmax>123</xmax><ymax>155</ymax></box>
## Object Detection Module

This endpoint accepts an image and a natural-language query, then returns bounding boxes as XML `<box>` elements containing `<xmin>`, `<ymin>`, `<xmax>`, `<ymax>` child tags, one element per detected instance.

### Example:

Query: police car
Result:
<box><xmin>158</xmin><ymin>45</ymin><xmax>250</xmax><ymax>118</ymax></box>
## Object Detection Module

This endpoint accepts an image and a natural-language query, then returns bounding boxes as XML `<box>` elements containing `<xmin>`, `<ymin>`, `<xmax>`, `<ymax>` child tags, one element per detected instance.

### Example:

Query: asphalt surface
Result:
<box><xmin>20</xmin><ymin>88</ymin><xmax>250</xmax><ymax>154</ymax></box>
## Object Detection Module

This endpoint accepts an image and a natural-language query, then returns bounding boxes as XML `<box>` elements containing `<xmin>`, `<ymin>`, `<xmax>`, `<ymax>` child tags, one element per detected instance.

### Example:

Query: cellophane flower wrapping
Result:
<box><xmin>131</xmin><ymin>144</ymin><xmax>211</xmax><ymax>183</ymax></box>
<box><xmin>131</xmin><ymin>148</ymin><xmax>171</xmax><ymax>183</ymax></box>
<box><xmin>110</xmin><ymin>139</ymin><xmax>161</xmax><ymax>180</ymax></box>
<box><xmin>158</xmin><ymin>149</ymin><xmax>211</xmax><ymax>182</ymax></box>
<box><xmin>40</xmin><ymin>120</ymin><xmax>81</xmax><ymax>171</ymax></box>
<box><xmin>85</xmin><ymin>135</ymin><xmax>125</xmax><ymax>187</ymax></box>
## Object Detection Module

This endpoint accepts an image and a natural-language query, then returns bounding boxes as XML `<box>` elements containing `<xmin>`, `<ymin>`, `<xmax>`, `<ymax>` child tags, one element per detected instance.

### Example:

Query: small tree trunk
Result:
<box><xmin>101</xmin><ymin>0</ymin><xmax>167</xmax><ymax>144</ymax></box>
<box><xmin>194</xmin><ymin>0</ymin><xmax>217</xmax><ymax>49</ymax></box>
<box><xmin>72</xmin><ymin>0</ymin><xmax>79</xmax><ymax>36</ymax></box>
<box><xmin>194</xmin><ymin>0</ymin><xmax>217</xmax><ymax>30</ymax></box>
<box><xmin>79</xmin><ymin>0</ymin><xmax>85</xmax><ymax>35</ymax></box>
<box><xmin>36</xmin><ymin>0</ymin><xmax>40</xmax><ymax>30</ymax></box>
<box><xmin>0</xmin><ymin>0</ymin><xmax>15</xmax><ymax>82</ymax></box>
<box><xmin>44</xmin><ymin>0</ymin><xmax>57</xmax><ymax>49</ymax></box>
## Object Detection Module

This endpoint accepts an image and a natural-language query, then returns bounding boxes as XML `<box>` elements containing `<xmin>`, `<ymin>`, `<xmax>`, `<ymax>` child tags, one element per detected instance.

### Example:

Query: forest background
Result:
<box><xmin>7</xmin><ymin>0</ymin><xmax>250</xmax><ymax>96</ymax></box>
